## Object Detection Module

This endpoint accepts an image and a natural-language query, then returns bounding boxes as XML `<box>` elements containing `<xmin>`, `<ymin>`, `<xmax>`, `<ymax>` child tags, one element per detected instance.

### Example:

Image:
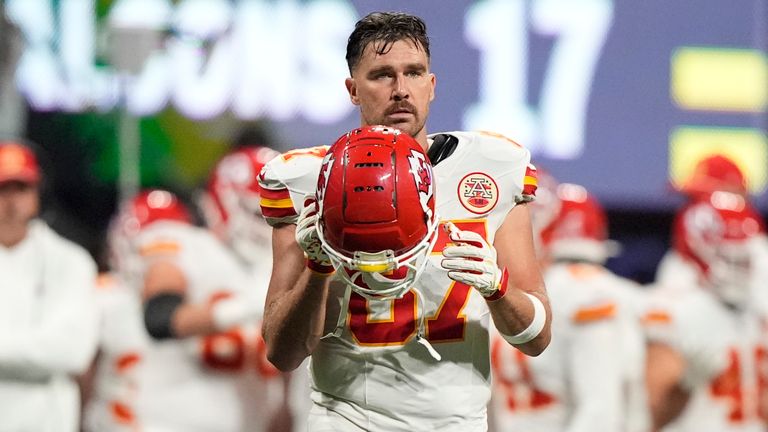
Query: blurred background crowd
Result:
<box><xmin>2</xmin><ymin>0</ymin><xmax>765</xmax><ymax>280</ymax></box>
<box><xmin>0</xmin><ymin>0</ymin><xmax>766</xmax><ymax>431</ymax></box>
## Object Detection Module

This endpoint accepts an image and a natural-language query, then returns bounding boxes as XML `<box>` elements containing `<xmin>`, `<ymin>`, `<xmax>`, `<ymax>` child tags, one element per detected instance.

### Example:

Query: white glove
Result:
<box><xmin>295</xmin><ymin>196</ymin><xmax>334</xmax><ymax>273</ymax></box>
<box><xmin>211</xmin><ymin>293</ymin><xmax>262</xmax><ymax>331</ymax></box>
<box><xmin>441</xmin><ymin>222</ymin><xmax>508</xmax><ymax>300</ymax></box>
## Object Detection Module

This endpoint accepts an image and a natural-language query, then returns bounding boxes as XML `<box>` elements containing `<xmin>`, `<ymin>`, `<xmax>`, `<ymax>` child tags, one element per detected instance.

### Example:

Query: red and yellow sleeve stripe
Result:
<box><xmin>522</xmin><ymin>163</ymin><xmax>538</xmax><ymax>197</ymax></box>
<box><xmin>259</xmin><ymin>187</ymin><xmax>297</xmax><ymax>220</ymax></box>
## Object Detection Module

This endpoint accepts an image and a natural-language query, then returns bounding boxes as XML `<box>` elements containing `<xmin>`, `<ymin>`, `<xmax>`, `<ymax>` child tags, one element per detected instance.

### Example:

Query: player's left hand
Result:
<box><xmin>441</xmin><ymin>222</ymin><xmax>508</xmax><ymax>300</ymax></box>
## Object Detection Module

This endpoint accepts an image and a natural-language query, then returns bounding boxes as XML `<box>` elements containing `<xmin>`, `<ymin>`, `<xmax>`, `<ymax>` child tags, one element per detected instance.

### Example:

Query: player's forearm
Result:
<box><xmin>648</xmin><ymin>384</ymin><xmax>689</xmax><ymax>430</ymax></box>
<box><xmin>488</xmin><ymin>288</ymin><xmax>551</xmax><ymax>356</ymax></box>
<box><xmin>263</xmin><ymin>270</ymin><xmax>331</xmax><ymax>372</ymax></box>
<box><xmin>171</xmin><ymin>303</ymin><xmax>217</xmax><ymax>338</ymax></box>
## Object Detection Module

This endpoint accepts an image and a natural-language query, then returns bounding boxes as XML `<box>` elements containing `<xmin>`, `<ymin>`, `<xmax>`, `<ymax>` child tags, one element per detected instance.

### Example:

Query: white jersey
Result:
<box><xmin>644</xmin><ymin>286</ymin><xmax>768</xmax><ymax>432</ymax></box>
<box><xmin>608</xmin><ymin>274</ymin><xmax>651</xmax><ymax>432</ymax></box>
<box><xmin>656</xmin><ymin>234</ymin><xmax>768</xmax><ymax>307</ymax></box>
<box><xmin>0</xmin><ymin>220</ymin><xmax>98</xmax><ymax>432</ymax></box>
<box><xmin>748</xmin><ymin>235</ymin><xmax>768</xmax><ymax>316</ymax></box>
<box><xmin>86</xmin><ymin>222</ymin><xmax>274</xmax><ymax>431</ymax></box>
<box><xmin>239</xmin><ymin>243</ymin><xmax>301</xmax><ymax>432</ymax></box>
<box><xmin>655</xmin><ymin>250</ymin><xmax>699</xmax><ymax>291</ymax></box>
<box><xmin>489</xmin><ymin>262</ymin><xmax>630</xmax><ymax>432</ymax></box>
<box><xmin>83</xmin><ymin>273</ymin><xmax>148</xmax><ymax>432</ymax></box>
<box><xmin>260</xmin><ymin>131</ymin><xmax>535</xmax><ymax>432</ymax></box>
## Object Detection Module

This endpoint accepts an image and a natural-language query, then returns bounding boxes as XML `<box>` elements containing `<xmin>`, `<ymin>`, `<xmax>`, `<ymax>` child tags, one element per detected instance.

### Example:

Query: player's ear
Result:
<box><xmin>345</xmin><ymin>77</ymin><xmax>360</xmax><ymax>106</ymax></box>
<box><xmin>428</xmin><ymin>73</ymin><xmax>436</xmax><ymax>102</ymax></box>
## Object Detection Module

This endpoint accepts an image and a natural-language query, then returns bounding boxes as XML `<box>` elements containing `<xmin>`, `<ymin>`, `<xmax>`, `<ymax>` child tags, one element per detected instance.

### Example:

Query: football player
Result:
<box><xmin>202</xmin><ymin>146</ymin><xmax>310</xmax><ymax>432</ymax></box>
<box><xmin>656</xmin><ymin>154</ymin><xmax>750</xmax><ymax>288</ymax></box>
<box><xmin>489</xmin><ymin>180</ymin><xmax>649</xmax><ymax>432</ymax></box>
<box><xmin>0</xmin><ymin>140</ymin><xmax>98</xmax><ymax>432</ymax></box>
<box><xmin>258</xmin><ymin>12</ymin><xmax>551</xmax><ymax>431</ymax></box>
<box><xmin>644</xmin><ymin>191</ymin><xmax>768</xmax><ymax>431</ymax></box>
<box><xmin>83</xmin><ymin>189</ymin><xmax>266</xmax><ymax>431</ymax></box>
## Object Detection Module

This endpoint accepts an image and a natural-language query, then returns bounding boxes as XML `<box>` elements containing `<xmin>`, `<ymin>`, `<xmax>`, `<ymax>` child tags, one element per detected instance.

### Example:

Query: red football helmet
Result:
<box><xmin>316</xmin><ymin>125</ymin><xmax>438</xmax><ymax>299</ymax></box>
<box><xmin>202</xmin><ymin>146</ymin><xmax>279</xmax><ymax>262</ymax></box>
<box><xmin>678</xmin><ymin>154</ymin><xmax>747</xmax><ymax>197</ymax></box>
<box><xmin>108</xmin><ymin>189</ymin><xmax>192</xmax><ymax>276</ymax></box>
<box><xmin>673</xmin><ymin>191</ymin><xmax>763</xmax><ymax>306</ymax></box>
<box><xmin>539</xmin><ymin>183</ymin><xmax>619</xmax><ymax>263</ymax></box>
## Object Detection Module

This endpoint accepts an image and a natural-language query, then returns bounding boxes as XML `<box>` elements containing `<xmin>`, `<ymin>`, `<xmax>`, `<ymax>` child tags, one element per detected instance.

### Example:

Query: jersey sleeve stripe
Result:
<box><xmin>260</xmin><ymin>187</ymin><xmax>291</xmax><ymax>200</ymax></box>
<box><xmin>260</xmin><ymin>197</ymin><xmax>294</xmax><ymax>209</ymax></box>
<box><xmin>262</xmin><ymin>206</ymin><xmax>298</xmax><ymax>220</ymax></box>
<box><xmin>139</xmin><ymin>241</ymin><xmax>181</xmax><ymax>257</ymax></box>
<box><xmin>641</xmin><ymin>310</ymin><xmax>672</xmax><ymax>325</ymax></box>
<box><xmin>572</xmin><ymin>302</ymin><xmax>616</xmax><ymax>323</ymax></box>
<box><xmin>522</xmin><ymin>164</ymin><xmax>538</xmax><ymax>197</ymax></box>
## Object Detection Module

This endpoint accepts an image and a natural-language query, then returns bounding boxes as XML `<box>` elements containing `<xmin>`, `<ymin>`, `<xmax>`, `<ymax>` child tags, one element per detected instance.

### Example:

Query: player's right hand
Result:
<box><xmin>295</xmin><ymin>196</ymin><xmax>334</xmax><ymax>274</ymax></box>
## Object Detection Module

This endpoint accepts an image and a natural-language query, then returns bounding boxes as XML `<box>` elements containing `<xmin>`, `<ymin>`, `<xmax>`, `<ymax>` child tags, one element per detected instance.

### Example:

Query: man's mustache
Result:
<box><xmin>385</xmin><ymin>102</ymin><xmax>416</xmax><ymax>115</ymax></box>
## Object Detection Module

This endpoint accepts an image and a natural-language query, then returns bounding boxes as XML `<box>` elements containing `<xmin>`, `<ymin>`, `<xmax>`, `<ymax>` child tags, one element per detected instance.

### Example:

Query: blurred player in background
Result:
<box><xmin>644</xmin><ymin>191</ymin><xmax>768</xmax><ymax>431</ymax></box>
<box><xmin>489</xmin><ymin>177</ymin><xmax>649</xmax><ymax>432</ymax></box>
<box><xmin>202</xmin><ymin>145</ymin><xmax>308</xmax><ymax>432</ymax></box>
<box><xmin>656</xmin><ymin>154</ymin><xmax>751</xmax><ymax>288</ymax></box>
<box><xmin>83</xmin><ymin>188</ymin><xmax>270</xmax><ymax>431</ymax></box>
<box><xmin>655</xmin><ymin>153</ymin><xmax>768</xmax><ymax>323</ymax></box>
<box><xmin>0</xmin><ymin>140</ymin><xmax>98</xmax><ymax>432</ymax></box>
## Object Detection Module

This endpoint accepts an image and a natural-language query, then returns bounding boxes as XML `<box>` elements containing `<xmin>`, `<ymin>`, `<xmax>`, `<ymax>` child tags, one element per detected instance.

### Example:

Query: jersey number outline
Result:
<box><xmin>348</xmin><ymin>220</ymin><xmax>486</xmax><ymax>346</ymax></box>
<box><xmin>199</xmin><ymin>292</ymin><xmax>279</xmax><ymax>378</ymax></box>
<box><xmin>710</xmin><ymin>346</ymin><xmax>768</xmax><ymax>423</ymax></box>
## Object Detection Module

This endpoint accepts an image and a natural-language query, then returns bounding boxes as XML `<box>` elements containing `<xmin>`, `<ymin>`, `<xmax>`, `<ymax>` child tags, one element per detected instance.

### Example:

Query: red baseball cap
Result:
<box><xmin>678</xmin><ymin>154</ymin><xmax>747</xmax><ymax>196</ymax></box>
<box><xmin>0</xmin><ymin>142</ymin><xmax>40</xmax><ymax>184</ymax></box>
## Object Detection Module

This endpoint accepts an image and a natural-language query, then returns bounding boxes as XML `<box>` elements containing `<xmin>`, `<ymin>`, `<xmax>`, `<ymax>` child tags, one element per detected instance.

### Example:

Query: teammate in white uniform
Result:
<box><xmin>656</xmin><ymin>154</ymin><xmax>751</xmax><ymax>289</ymax></box>
<box><xmin>84</xmin><ymin>189</ymin><xmax>267</xmax><ymax>431</ymax></box>
<box><xmin>0</xmin><ymin>140</ymin><xmax>98</xmax><ymax>432</ymax></box>
<box><xmin>202</xmin><ymin>145</ymin><xmax>307</xmax><ymax>432</ymax></box>
<box><xmin>644</xmin><ymin>191</ymin><xmax>768</xmax><ymax>432</ymax></box>
<box><xmin>489</xmin><ymin>180</ymin><xmax>649</xmax><ymax>432</ymax></box>
<box><xmin>656</xmin><ymin>154</ymin><xmax>768</xmax><ymax>317</ymax></box>
<box><xmin>82</xmin><ymin>272</ymin><xmax>147</xmax><ymax>432</ymax></box>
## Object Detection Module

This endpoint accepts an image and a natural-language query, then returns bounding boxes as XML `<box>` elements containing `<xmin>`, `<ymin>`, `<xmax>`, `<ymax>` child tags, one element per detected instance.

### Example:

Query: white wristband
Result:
<box><xmin>211</xmin><ymin>297</ymin><xmax>260</xmax><ymax>331</ymax></box>
<box><xmin>500</xmin><ymin>292</ymin><xmax>546</xmax><ymax>345</ymax></box>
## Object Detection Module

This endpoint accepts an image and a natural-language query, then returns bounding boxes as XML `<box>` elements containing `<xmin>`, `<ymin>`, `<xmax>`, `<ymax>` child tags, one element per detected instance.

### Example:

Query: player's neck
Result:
<box><xmin>0</xmin><ymin>223</ymin><xmax>29</xmax><ymax>249</ymax></box>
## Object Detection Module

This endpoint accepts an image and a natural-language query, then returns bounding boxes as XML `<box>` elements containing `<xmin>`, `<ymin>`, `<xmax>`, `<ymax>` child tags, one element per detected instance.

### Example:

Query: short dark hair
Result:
<box><xmin>345</xmin><ymin>12</ymin><xmax>431</xmax><ymax>74</ymax></box>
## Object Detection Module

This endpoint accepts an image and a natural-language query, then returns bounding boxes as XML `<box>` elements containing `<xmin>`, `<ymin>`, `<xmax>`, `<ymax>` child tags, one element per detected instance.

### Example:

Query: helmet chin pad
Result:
<box><xmin>325</xmin><ymin>217</ymin><xmax>439</xmax><ymax>300</ymax></box>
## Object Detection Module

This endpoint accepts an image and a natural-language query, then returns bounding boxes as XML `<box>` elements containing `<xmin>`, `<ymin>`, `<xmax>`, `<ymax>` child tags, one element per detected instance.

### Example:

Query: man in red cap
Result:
<box><xmin>0</xmin><ymin>140</ymin><xmax>98</xmax><ymax>432</ymax></box>
<box><xmin>0</xmin><ymin>142</ymin><xmax>42</xmax><ymax>246</ymax></box>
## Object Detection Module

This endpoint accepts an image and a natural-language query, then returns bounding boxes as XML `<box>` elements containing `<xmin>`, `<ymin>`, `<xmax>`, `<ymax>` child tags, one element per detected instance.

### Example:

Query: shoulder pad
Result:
<box><xmin>258</xmin><ymin>145</ymin><xmax>328</xmax><ymax>226</ymax></box>
<box><xmin>427</xmin><ymin>134</ymin><xmax>459</xmax><ymax>166</ymax></box>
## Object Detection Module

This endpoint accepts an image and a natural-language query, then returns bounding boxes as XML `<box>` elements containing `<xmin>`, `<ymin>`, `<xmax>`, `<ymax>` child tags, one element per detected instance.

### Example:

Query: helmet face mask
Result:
<box><xmin>315</xmin><ymin>125</ymin><xmax>438</xmax><ymax>300</ymax></box>
<box><xmin>707</xmin><ymin>241</ymin><xmax>753</xmax><ymax>306</ymax></box>
<box><xmin>319</xmin><ymin>219</ymin><xmax>439</xmax><ymax>299</ymax></box>
<box><xmin>675</xmin><ymin>191</ymin><xmax>763</xmax><ymax>308</ymax></box>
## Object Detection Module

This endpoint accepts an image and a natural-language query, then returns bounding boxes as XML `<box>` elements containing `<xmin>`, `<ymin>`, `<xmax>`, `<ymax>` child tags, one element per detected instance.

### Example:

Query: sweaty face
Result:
<box><xmin>346</xmin><ymin>39</ymin><xmax>436</xmax><ymax>148</ymax></box>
